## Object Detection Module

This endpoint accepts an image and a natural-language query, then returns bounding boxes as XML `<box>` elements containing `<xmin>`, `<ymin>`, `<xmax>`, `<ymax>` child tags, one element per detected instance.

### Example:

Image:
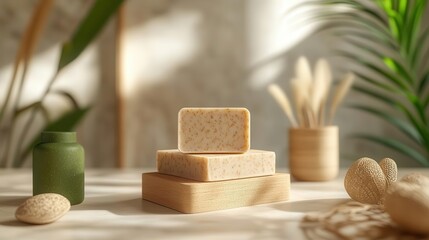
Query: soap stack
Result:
<box><xmin>142</xmin><ymin>108</ymin><xmax>290</xmax><ymax>213</ymax></box>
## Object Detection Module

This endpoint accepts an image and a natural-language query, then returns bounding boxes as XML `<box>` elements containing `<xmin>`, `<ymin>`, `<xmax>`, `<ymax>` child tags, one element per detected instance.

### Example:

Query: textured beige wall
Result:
<box><xmin>120</xmin><ymin>0</ymin><xmax>427</xmax><ymax>168</ymax></box>
<box><xmin>0</xmin><ymin>0</ymin><xmax>427</xmax><ymax>168</ymax></box>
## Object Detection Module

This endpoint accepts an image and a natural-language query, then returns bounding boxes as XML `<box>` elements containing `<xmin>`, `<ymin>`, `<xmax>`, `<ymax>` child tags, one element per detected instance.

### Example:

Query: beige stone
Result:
<box><xmin>157</xmin><ymin>149</ymin><xmax>275</xmax><ymax>181</ymax></box>
<box><xmin>384</xmin><ymin>182</ymin><xmax>429</xmax><ymax>235</ymax></box>
<box><xmin>15</xmin><ymin>193</ymin><xmax>70</xmax><ymax>225</ymax></box>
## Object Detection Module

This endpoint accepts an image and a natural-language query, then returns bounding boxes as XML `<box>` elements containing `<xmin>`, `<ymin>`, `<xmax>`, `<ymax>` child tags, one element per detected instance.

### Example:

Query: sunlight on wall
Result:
<box><xmin>0</xmin><ymin>44</ymin><xmax>99</xmax><ymax>166</ymax></box>
<box><xmin>0</xmin><ymin>45</ymin><xmax>99</xmax><ymax>121</ymax></box>
<box><xmin>123</xmin><ymin>9</ymin><xmax>202</xmax><ymax>96</ymax></box>
<box><xmin>246</xmin><ymin>0</ymin><xmax>319</xmax><ymax>89</ymax></box>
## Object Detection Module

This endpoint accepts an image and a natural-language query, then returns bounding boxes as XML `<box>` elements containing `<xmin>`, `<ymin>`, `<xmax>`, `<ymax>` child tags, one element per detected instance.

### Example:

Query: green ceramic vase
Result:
<box><xmin>33</xmin><ymin>131</ymin><xmax>85</xmax><ymax>205</ymax></box>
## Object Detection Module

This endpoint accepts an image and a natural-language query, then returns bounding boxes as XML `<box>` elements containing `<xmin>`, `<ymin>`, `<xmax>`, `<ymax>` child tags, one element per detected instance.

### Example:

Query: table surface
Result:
<box><xmin>0</xmin><ymin>168</ymin><xmax>427</xmax><ymax>240</ymax></box>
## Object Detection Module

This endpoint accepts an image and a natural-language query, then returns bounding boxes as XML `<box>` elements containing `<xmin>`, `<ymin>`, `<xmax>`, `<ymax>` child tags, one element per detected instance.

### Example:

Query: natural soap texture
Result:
<box><xmin>178</xmin><ymin>108</ymin><xmax>250</xmax><ymax>153</ymax></box>
<box><xmin>157</xmin><ymin>149</ymin><xmax>275</xmax><ymax>181</ymax></box>
<box><xmin>142</xmin><ymin>172</ymin><xmax>290</xmax><ymax>213</ymax></box>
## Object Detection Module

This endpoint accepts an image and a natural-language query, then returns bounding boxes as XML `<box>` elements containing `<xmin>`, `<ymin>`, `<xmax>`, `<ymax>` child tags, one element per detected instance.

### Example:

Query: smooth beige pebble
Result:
<box><xmin>15</xmin><ymin>193</ymin><xmax>70</xmax><ymax>224</ymax></box>
<box><xmin>384</xmin><ymin>182</ymin><xmax>429</xmax><ymax>235</ymax></box>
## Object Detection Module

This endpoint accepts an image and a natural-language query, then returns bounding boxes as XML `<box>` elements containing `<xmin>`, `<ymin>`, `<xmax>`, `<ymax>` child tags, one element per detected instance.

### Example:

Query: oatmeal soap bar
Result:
<box><xmin>157</xmin><ymin>149</ymin><xmax>275</xmax><ymax>181</ymax></box>
<box><xmin>178</xmin><ymin>108</ymin><xmax>250</xmax><ymax>153</ymax></box>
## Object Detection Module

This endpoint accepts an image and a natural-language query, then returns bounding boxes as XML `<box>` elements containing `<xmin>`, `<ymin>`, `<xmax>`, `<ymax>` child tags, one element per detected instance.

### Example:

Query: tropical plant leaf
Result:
<box><xmin>293</xmin><ymin>0</ymin><xmax>429</xmax><ymax>166</ymax></box>
<box><xmin>386</xmin><ymin>11</ymin><xmax>401</xmax><ymax>39</ymax></box>
<box><xmin>338</xmin><ymin>1</ymin><xmax>387</xmax><ymax>26</ymax></box>
<box><xmin>399</xmin><ymin>0</ymin><xmax>409</xmax><ymax>21</ymax></box>
<box><xmin>351</xmin><ymin>134</ymin><xmax>429</xmax><ymax>167</ymax></box>
<box><xmin>13</xmin><ymin>107</ymin><xmax>90</xmax><ymax>167</ymax></box>
<box><xmin>339</xmin><ymin>52</ymin><xmax>411</xmax><ymax>90</ymax></box>
<box><xmin>331</xmin><ymin>27</ymin><xmax>396</xmax><ymax>47</ymax></box>
<box><xmin>288</xmin><ymin>11</ymin><xmax>396</xmax><ymax>50</ymax></box>
<box><xmin>420</xmin><ymin>47</ymin><xmax>429</xmax><ymax>76</ymax></box>
<box><xmin>423</xmin><ymin>83</ymin><xmax>429</xmax><ymax>108</ymax></box>
<box><xmin>411</xmin><ymin>95</ymin><xmax>427</xmax><ymax>123</ymax></box>
<box><xmin>349</xmin><ymin>104</ymin><xmax>422</xmax><ymax>145</ymax></box>
<box><xmin>51</xmin><ymin>90</ymin><xmax>80</xmax><ymax>109</ymax></box>
<box><xmin>43</xmin><ymin>107</ymin><xmax>89</xmax><ymax>132</ymax></box>
<box><xmin>341</xmin><ymin>37</ymin><xmax>413</xmax><ymax>83</ymax></box>
<box><xmin>352</xmin><ymin>85</ymin><xmax>429</xmax><ymax>147</ymax></box>
<box><xmin>287</xmin><ymin>0</ymin><xmax>388</xmax><ymax>27</ymax></box>
<box><xmin>411</xmin><ymin>26</ymin><xmax>429</xmax><ymax>70</ymax></box>
<box><xmin>352</xmin><ymin>85</ymin><xmax>399</xmax><ymax>106</ymax></box>
<box><xmin>58</xmin><ymin>0</ymin><xmax>123</xmax><ymax>70</ymax></box>
<box><xmin>296</xmin><ymin>19</ymin><xmax>397</xmax><ymax>48</ymax></box>
<box><xmin>15</xmin><ymin>101</ymin><xmax>50</xmax><ymax>123</ymax></box>
<box><xmin>342</xmin><ymin>35</ymin><xmax>401</xmax><ymax>60</ymax></box>
<box><xmin>304</xmin><ymin>12</ymin><xmax>391</xmax><ymax>37</ymax></box>
<box><xmin>404</xmin><ymin>0</ymin><xmax>427</xmax><ymax>55</ymax></box>
<box><xmin>0</xmin><ymin>0</ymin><xmax>54</xmax><ymax>122</ymax></box>
<box><xmin>15</xmin><ymin>101</ymin><xmax>41</xmax><ymax>117</ymax></box>
<box><xmin>352</xmin><ymin>85</ymin><xmax>416</xmax><ymax>126</ymax></box>
<box><xmin>353</xmin><ymin>72</ymin><xmax>400</xmax><ymax>93</ymax></box>
<box><xmin>286</xmin><ymin>1</ymin><xmax>393</xmax><ymax>42</ymax></box>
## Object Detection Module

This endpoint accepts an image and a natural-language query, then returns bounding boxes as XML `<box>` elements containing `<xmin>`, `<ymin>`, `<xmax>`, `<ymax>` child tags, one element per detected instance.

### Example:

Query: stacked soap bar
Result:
<box><xmin>157</xmin><ymin>149</ymin><xmax>275</xmax><ymax>181</ymax></box>
<box><xmin>142</xmin><ymin>108</ymin><xmax>290</xmax><ymax>213</ymax></box>
<box><xmin>178</xmin><ymin>108</ymin><xmax>251</xmax><ymax>153</ymax></box>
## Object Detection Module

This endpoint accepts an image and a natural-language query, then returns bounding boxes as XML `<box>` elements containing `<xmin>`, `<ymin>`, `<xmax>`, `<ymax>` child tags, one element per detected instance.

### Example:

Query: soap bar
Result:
<box><xmin>142</xmin><ymin>172</ymin><xmax>290</xmax><ymax>213</ymax></box>
<box><xmin>157</xmin><ymin>149</ymin><xmax>275</xmax><ymax>181</ymax></box>
<box><xmin>178</xmin><ymin>108</ymin><xmax>250</xmax><ymax>153</ymax></box>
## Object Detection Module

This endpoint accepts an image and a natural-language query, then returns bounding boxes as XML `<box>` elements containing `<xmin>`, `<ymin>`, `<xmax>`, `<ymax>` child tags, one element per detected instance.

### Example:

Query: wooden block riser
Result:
<box><xmin>142</xmin><ymin>173</ymin><xmax>290</xmax><ymax>213</ymax></box>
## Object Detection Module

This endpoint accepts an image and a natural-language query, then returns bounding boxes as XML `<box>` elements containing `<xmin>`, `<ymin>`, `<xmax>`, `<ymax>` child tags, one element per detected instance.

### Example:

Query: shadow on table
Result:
<box><xmin>71</xmin><ymin>194</ymin><xmax>181</xmax><ymax>215</ymax></box>
<box><xmin>0</xmin><ymin>193</ymin><xmax>180</xmax><ymax>217</ymax></box>
<box><xmin>0</xmin><ymin>196</ymin><xmax>28</xmax><ymax>207</ymax></box>
<box><xmin>271</xmin><ymin>198</ymin><xmax>350</xmax><ymax>213</ymax></box>
<box><xmin>0</xmin><ymin>196</ymin><xmax>34</xmax><ymax>227</ymax></box>
<box><xmin>0</xmin><ymin>220</ymin><xmax>34</xmax><ymax>227</ymax></box>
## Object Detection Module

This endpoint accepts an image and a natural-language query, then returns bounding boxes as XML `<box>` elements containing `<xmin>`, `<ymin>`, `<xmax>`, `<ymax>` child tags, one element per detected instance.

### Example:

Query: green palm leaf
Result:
<box><xmin>291</xmin><ymin>0</ymin><xmax>429</xmax><ymax>166</ymax></box>
<box><xmin>286</xmin><ymin>0</ymin><xmax>387</xmax><ymax>27</ymax></box>
<box><xmin>14</xmin><ymin>107</ymin><xmax>89</xmax><ymax>167</ymax></box>
<box><xmin>411</xmin><ymin>27</ymin><xmax>429</xmax><ymax>71</ymax></box>
<box><xmin>353</xmin><ymin>73</ymin><xmax>401</xmax><ymax>93</ymax></box>
<box><xmin>51</xmin><ymin>90</ymin><xmax>80</xmax><ymax>109</ymax></box>
<box><xmin>331</xmin><ymin>28</ymin><xmax>396</xmax><ymax>47</ymax></box>
<box><xmin>349</xmin><ymin>104</ymin><xmax>422</xmax><ymax>145</ymax></box>
<box><xmin>15</xmin><ymin>102</ymin><xmax>50</xmax><ymax>122</ymax></box>
<box><xmin>58</xmin><ymin>0</ymin><xmax>123</xmax><ymax>70</ymax></box>
<box><xmin>425</xmin><ymin>97</ymin><xmax>429</xmax><ymax>109</ymax></box>
<box><xmin>351</xmin><ymin>134</ymin><xmax>429</xmax><ymax>167</ymax></box>
<box><xmin>287</xmin><ymin>2</ymin><xmax>393</xmax><ymax>40</ymax></box>
<box><xmin>339</xmin><ymin>51</ymin><xmax>411</xmax><ymax>90</ymax></box>
<box><xmin>340</xmin><ymin>37</ymin><xmax>413</xmax><ymax>83</ymax></box>
<box><xmin>404</xmin><ymin>1</ymin><xmax>426</xmax><ymax>55</ymax></box>
<box><xmin>353</xmin><ymin>85</ymin><xmax>429</xmax><ymax>148</ymax></box>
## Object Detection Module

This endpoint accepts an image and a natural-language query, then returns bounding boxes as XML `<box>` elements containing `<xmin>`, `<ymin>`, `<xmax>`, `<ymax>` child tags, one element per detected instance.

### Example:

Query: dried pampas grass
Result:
<box><xmin>329</xmin><ymin>73</ymin><xmax>355</xmax><ymax>124</ymax></box>
<box><xmin>268</xmin><ymin>56</ymin><xmax>354</xmax><ymax>128</ymax></box>
<box><xmin>268</xmin><ymin>83</ymin><xmax>298</xmax><ymax>127</ymax></box>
